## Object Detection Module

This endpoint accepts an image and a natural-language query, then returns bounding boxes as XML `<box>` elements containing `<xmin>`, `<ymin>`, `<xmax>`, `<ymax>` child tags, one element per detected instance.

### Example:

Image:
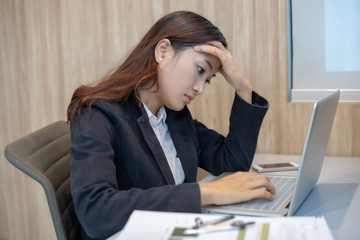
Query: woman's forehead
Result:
<box><xmin>179</xmin><ymin>48</ymin><xmax>221</xmax><ymax>70</ymax></box>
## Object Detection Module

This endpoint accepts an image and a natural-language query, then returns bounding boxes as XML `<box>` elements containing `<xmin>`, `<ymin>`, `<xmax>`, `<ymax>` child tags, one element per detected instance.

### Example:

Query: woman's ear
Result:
<box><xmin>154</xmin><ymin>39</ymin><xmax>172</xmax><ymax>64</ymax></box>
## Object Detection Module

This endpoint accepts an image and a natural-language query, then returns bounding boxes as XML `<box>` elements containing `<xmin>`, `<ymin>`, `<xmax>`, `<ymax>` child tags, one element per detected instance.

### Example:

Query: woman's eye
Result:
<box><xmin>197</xmin><ymin>66</ymin><xmax>205</xmax><ymax>74</ymax></box>
<box><xmin>197</xmin><ymin>66</ymin><xmax>211</xmax><ymax>84</ymax></box>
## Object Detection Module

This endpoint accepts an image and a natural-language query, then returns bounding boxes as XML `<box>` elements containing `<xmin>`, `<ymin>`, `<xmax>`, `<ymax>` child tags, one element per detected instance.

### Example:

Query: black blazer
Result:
<box><xmin>70</xmin><ymin>92</ymin><xmax>268</xmax><ymax>239</ymax></box>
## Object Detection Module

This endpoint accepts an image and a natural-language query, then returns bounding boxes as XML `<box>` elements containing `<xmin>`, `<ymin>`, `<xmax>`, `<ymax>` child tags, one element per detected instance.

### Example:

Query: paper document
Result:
<box><xmin>107</xmin><ymin>210</ymin><xmax>334</xmax><ymax>240</ymax></box>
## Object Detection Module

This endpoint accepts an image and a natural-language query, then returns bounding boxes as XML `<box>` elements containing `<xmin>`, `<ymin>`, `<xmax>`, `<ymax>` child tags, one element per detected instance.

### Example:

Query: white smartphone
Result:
<box><xmin>252</xmin><ymin>162</ymin><xmax>299</xmax><ymax>173</ymax></box>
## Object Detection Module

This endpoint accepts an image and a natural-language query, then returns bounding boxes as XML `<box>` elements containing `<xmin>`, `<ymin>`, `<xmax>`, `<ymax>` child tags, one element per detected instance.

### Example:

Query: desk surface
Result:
<box><xmin>253</xmin><ymin>154</ymin><xmax>360</xmax><ymax>240</ymax></box>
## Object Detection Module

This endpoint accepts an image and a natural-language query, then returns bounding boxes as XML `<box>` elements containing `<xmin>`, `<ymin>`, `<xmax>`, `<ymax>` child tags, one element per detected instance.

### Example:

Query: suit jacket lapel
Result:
<box><xmin>166</xmin><ymin>109</ymin><xmax>198</xmax><ymax>183</ymax></box>
<box><xmin>136</xmin><ymin>105</ymin><xmax>176</xmax><ymax>185</ymax></box>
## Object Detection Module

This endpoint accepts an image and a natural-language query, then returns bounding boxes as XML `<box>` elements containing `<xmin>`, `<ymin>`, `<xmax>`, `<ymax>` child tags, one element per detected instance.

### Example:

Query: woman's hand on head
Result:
<box><xmin>199</xmin><ymin>171</ymin><xmax>276</xmax><ymax>206</ymax></box>
<box><xmin>194</xmin><ymin>42</ymin><xmax>252</xmax><ymax>103</ymax></box>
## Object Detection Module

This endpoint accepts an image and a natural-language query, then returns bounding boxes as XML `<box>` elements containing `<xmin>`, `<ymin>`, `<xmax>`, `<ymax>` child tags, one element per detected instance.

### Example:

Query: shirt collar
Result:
<box><xmin>142</xmin><ymin>103</ymin><xmax>167</xmax><ymax>126</ymax></box>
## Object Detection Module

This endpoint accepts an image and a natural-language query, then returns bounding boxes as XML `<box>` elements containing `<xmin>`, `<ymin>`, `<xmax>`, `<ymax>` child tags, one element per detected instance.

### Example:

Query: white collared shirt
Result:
<box><xmin>143</xmin><ymin>103</ymin><xmax>185</xmax><ymax>185</ymax></box>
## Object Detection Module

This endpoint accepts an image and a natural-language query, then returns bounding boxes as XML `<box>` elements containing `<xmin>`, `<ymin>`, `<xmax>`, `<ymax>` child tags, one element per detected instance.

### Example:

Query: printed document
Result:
<box><xmin>107</xmin><ymin>210</ymin><xmax>334</xmax><ymax>240</ymax></box>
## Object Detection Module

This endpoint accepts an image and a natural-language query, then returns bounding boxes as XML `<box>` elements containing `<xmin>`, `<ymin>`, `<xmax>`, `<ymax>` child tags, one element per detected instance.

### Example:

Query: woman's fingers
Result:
<box><xmin>247</xmin><ymin>174</ymin><xmax>276</xmax><ymax>195</ymax></box>
<box><xmin>250</xmin><ymin>188</ymin><xmax>274</xmax><ymax>201</ymax></box>
<box><xmin>194</xmin><ymin>43</ymin><xmax>230</xmax><ymax>66</ymax></box>
<box><xmin>206</xmin><ymin>40</ymin><xmax>228</xmax><ymax>52</ymax></box>
<box><xmin>194</xmin><ymin>45</ymin><xmax>222</xmax><ymax>64</ymax></box>
<box><xmin>193</xmin><ymin>42</ymin><xmax>252</xmax><ymax>103</ymax></box>
<box><xmin>199</xmin><ymin>171</ymin><xmax>276</xmax><ymax>206</ymax></box>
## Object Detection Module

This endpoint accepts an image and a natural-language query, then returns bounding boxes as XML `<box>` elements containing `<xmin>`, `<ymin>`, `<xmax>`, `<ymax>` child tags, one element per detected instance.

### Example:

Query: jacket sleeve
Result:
<box><xmin>196</xmin><ymin>91</ymin><xmax>269</xmax><ymax>175</ymax></box>
<box><xmin>70</xmin><ymin>105</ymin><xmax>201</xmax><ymax>239</ymax></box>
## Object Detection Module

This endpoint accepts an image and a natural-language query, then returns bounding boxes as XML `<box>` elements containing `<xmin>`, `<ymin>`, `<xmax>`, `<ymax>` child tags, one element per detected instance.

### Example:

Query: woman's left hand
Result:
<box><xmin>194</xmin><ymin>42</ymin><xmax>252</xmax><ymax>103</ymax></box>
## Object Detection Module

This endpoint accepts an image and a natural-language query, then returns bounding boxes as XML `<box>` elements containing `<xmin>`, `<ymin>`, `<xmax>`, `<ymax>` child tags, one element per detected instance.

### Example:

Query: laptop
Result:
<box><xmin>203</xmin><ymin>90</ymin><xmax>340</xmax><ymax>217</ymax></box>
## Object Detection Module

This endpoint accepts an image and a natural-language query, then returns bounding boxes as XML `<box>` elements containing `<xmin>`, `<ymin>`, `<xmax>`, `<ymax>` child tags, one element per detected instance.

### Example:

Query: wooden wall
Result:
<box><xmin>0</xmin><ymin>0</ymin><xmax>359</xmax><ymax>239</ymax></box>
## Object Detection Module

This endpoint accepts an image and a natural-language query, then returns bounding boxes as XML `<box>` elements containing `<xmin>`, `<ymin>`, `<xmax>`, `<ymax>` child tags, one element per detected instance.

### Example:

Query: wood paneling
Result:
<box><xmin>1</xmin><ymin>0</ymin><xmax>359</xmax><ymax>239</ymax></box>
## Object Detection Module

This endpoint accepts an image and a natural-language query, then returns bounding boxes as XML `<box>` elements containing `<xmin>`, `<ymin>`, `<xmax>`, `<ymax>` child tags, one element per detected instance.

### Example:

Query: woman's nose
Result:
<box><xmin>193</xmin><ymin>80</ymin><xmax>205</xmax><ymax>95</ymax></box>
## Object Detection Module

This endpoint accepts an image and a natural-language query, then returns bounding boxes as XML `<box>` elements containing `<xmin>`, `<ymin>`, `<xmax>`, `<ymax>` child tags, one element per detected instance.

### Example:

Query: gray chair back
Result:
<box><xmin>4</xmin><ymin>121</ymin><xmax>81</xmax><ymax>240</ymax></box>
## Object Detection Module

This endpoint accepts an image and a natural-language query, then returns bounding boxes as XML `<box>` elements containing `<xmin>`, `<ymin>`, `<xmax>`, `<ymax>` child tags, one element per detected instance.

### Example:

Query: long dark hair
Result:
<box><xmin>67</xmin><ymin>11</ymin><xmax>227</xmax><ymax>122</ymax></box>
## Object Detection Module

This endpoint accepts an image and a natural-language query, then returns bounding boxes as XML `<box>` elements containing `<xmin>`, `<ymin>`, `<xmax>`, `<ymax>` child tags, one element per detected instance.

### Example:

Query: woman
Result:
<box><xmin>68</xmin><ymin>11</ymin><xmax>275</xmax><ymax>239</ymax></box>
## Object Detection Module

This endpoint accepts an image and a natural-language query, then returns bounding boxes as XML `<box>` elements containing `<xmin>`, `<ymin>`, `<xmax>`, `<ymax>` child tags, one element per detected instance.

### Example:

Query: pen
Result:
<box><xmin>199</xmin><ymin>215</ymin><xmax>235</xmax><ymax>227</ymax></box>
<box><xmin>185</xmin><ymin>216</ymin><xmax>255</xmax><ymax>235</ymax></box>
<box><xmin>231</xmin><ymin>220</ymin><xmax>255</xmax><ymax>229</ymax></box>
<box><xmin>185</xmin><ymin>215</ymin><xmax>235</xmax><ymax>234</ymax></box>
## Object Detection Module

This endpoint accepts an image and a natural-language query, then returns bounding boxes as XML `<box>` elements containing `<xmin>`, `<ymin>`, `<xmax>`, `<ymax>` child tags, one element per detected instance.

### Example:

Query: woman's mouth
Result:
<box><xmin>184</xmin><ymin>94</ymin><xmax>194</xmax><ymax>104</ymax></box>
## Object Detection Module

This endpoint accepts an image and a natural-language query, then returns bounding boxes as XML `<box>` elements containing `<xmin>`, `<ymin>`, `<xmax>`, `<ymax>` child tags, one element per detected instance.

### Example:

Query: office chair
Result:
<box><xmin>4</xmin><ymin>121</ymin><xmax>81</xmax><ymax>240</ymax></box>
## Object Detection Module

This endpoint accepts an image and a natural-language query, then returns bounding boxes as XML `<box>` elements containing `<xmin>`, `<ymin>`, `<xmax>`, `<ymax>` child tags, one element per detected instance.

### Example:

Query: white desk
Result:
<box><xmin>252</xmin><ymin>154</ymin><xmax>360</xmax><ymax>240</ymax></box>
<box><xmin>111</xmin><ymin>154</ymin><xmax>358</xmax><ymax>240</ymax></box>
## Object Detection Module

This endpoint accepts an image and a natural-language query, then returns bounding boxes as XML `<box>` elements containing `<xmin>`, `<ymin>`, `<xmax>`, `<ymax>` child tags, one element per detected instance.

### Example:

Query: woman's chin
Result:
<box><xmin>165</xmin><ymin>103</ymin><xmax>186</xmax><ymax>112</ymax></box>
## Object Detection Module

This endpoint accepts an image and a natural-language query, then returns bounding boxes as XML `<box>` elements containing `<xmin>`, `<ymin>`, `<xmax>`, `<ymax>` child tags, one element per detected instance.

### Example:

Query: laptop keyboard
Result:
<box><xmin>223</xmin><ymin>176</ymin><xmax>296</xmax><ymax>212</ymax></box>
